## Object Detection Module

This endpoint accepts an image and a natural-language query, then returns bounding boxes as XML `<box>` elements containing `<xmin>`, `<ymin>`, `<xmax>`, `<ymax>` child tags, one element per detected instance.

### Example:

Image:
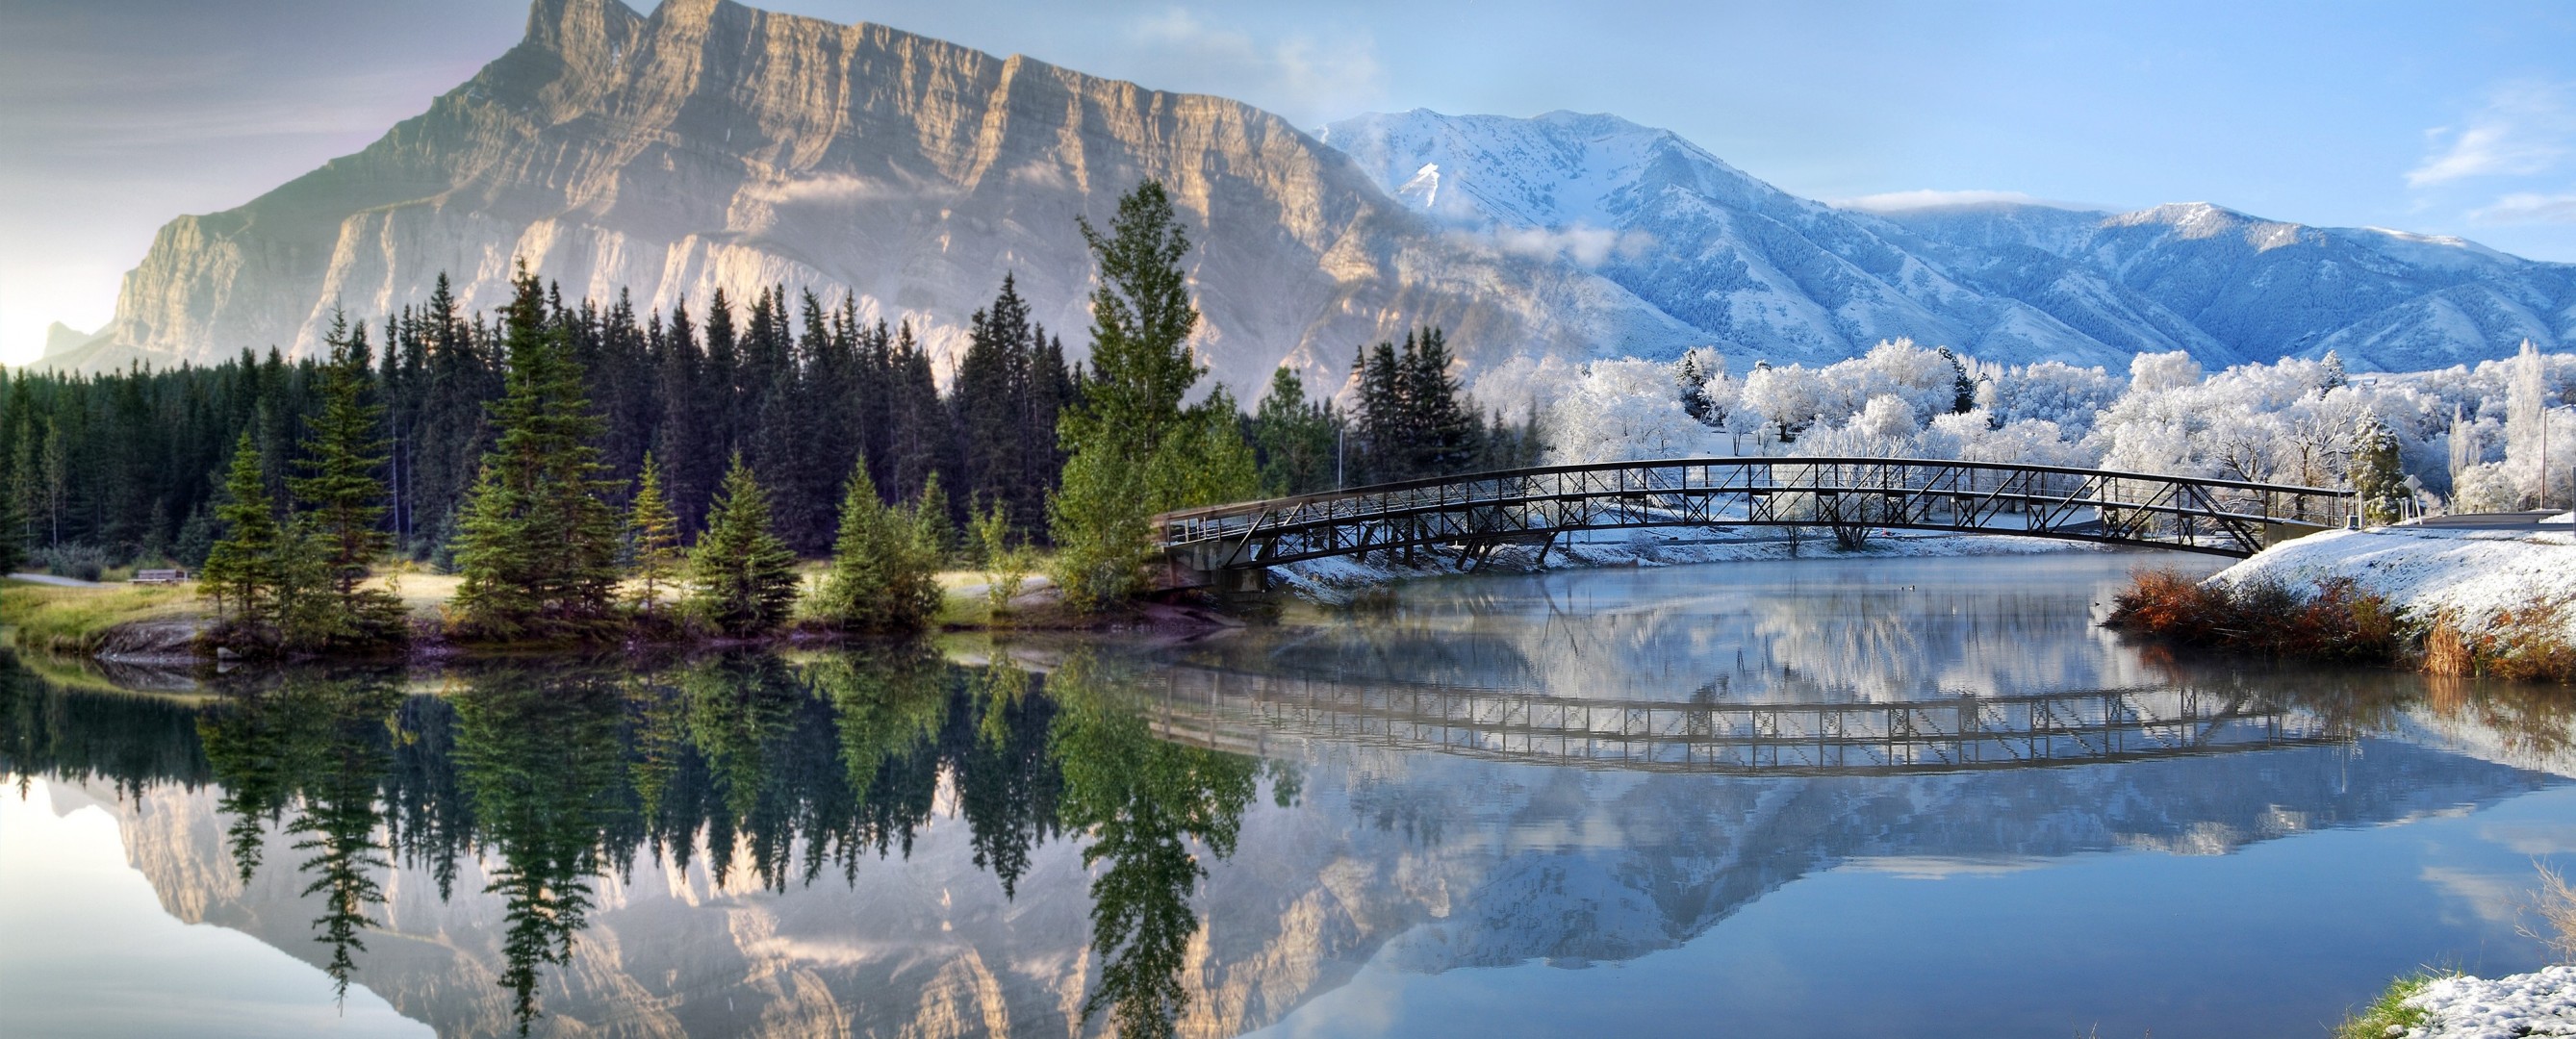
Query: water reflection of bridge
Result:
<box><xmin>1140</xmin><ymin>670</ymin><xmax>2340</xmax><ymax>775</ymax></box>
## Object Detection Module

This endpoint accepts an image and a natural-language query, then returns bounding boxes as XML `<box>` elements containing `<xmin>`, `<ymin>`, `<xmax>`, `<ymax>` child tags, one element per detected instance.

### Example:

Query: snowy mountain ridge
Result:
<box><xmin>1322</xmin><ymin>109</ymin><xmax>2576</xmax><ymax>373</ymax></box>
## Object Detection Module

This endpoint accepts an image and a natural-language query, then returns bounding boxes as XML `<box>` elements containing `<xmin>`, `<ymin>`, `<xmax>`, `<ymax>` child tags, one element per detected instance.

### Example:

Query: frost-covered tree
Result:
<box><xmin>1542</xmin><ymin>360</ymin><xmax>1725</xmax><ymax>465</ymax></box>
<box><xmin>2129</xmin><ymin>350</ymin><xmax>2204</xmax><ymax>394</ymax></box>
<box><xmin>1739</xmin><ymin>363</ymin><xmax>1828</xmax><ymax>441</ymax></box>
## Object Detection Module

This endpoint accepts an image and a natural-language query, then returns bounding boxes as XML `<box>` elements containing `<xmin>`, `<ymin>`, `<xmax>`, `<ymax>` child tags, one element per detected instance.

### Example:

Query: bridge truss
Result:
<box><xmin>1155</xmin><ymin>457</ymin><xmax>2353</xmax><ymax>584</ymax></box>
<box><xmin>1139</xmin><ymin>669</ymin><xmax>2336</xmax><ymax>776</ymax></box>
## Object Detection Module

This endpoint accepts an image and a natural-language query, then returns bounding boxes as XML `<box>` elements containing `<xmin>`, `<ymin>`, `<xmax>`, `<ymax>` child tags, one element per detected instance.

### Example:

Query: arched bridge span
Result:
<box><xmin>1153</xmin><ymin>457</ymin><xmax>2353</xmax><ymax>587</ymax></box>
<box><xmin>1134</xmin><ymin>668</ymin><xmax>2338</xmax><ymax>775</ymax></box>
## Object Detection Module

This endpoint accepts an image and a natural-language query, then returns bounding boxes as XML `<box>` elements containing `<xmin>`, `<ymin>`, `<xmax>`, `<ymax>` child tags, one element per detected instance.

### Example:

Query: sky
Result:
<box><xmin>4</xmin><ymin>0</ymin><xmax>2575</xmax><ymax>366</ymax></box>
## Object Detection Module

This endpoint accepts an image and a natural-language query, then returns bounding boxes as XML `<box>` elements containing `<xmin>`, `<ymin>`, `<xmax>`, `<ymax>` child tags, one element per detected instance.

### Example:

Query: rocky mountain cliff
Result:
<box><xmin>1323</xmin><ymin>110</ymin><xmax>2576</xmax><ymax>372</ymax></box>
<box><xmin>89</xmin><ymin>0</ymin><xmax>1695</xmax><ymax>392</ymax></box>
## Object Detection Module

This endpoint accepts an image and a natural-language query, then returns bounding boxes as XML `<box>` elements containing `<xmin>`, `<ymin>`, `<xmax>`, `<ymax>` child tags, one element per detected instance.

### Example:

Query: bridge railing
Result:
<box><xmin>1153</xmin><ymin>457</ymin><xmax>2352</xmax><ymax>566</ymax></box>
<box><xmin>1139</xmin><ymin>667</ymin><xmax>2338</xmax><ymax>774</ymax></box>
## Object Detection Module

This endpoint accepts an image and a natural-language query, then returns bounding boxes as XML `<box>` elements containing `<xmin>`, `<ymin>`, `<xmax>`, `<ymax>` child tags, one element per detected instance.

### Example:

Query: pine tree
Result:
<box><xmin>287</xmin><ymin>314</ymin><xmax>405</xmax><ymax>645</ymax></box>
<box><xmin>1051</xmin><ymin>181</ymin><xmax>1226</xmax><ymax>609</ymax></box>
<box><xmin>684</xmin><ymin>454</ymin><xmax>800</xmax><ymax>638</ymax></box>
<box><xmin>2354</xmin><ymin>411</ymin><xmax>2409</xmax><ymax>526</ymax></box>
<box><xmin>1252</xmin><ymin>367</ymin><xmax>1339</xmax><ymax>495</ymax></box>
<box><xmin>813</xmin><ymin>461</ymin><xmax>942</xmax><ymax>632</ymax></box>
<box><xmin>450</xmin><ymin>265</ymin><xmax>625</xmax><ymax>640</ymax></box>
<box><xmin>626</xmin><ymin>452</ymin><xmax>683</xmax><ymax>616</ymax></box>
<box><xmin>0</xmin><ymin>480</ymin><xmax>21</xmax><ymax>576</ymax></box>
<box><xmin>202</xmin><ymin>433</ymin><xmax>281</xmax><ymax>626</ymax></box>
<box><xmin>1399</xmin><ymin>327</ymin><xmax>1479</xmax><ymax>476</ymax></box>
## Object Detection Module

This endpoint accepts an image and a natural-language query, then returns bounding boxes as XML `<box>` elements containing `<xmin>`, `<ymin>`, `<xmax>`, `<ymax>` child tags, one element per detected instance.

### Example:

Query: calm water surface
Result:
<box><xmin>5</xmin><ymin>552</ymin><xmax>2575</xmax><ymax>1038</ymax></box>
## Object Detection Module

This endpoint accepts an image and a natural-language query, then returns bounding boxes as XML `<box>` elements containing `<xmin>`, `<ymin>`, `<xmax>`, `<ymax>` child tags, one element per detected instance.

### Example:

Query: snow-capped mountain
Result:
<box><xmin>1873</xmin><ymin>200</ymin><xmax>2576</xmax><ymax>371</ymax></box>
<box><xmin>1322</xmin><ymin>109</ymin><xmax>2576</xmax><ymax>372</ymax></box>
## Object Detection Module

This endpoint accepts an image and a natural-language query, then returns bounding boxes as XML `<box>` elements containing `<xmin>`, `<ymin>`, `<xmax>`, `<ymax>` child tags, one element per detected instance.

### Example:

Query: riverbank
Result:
<box><xmin>2343</xmin><ymin>967</ymin><xmax>2576</xmax><ymax>1037</ymax></box>
<box><xmin>2203</xmin><ymin>524</ymin><xmax>2576</xmax><ymax>680</ymax></box>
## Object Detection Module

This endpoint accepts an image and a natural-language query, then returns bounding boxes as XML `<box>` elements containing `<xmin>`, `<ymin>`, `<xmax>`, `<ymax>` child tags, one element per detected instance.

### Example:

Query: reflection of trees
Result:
<box><xmin>451</xmin><ymin>672</ymin><xmax>625</xmax><ymax>1035</ymax></box>
<box><xmin>199</xmin><ymin>672</ymin><xmax>401</xmax><ymax>1003</ymax></box>
<box><xmin>1052</xmin><ymin>654</ymin><xmax>1261</xmax><ymax>1039</ymax></box>
<box><xmin>0</xmin><ymin>658</ymin><xmax>211</xmax><ymax>798</ymax></box>
<box><xmin>5</xmin><ymin>648</ymin><xmax>1279</xmax><ymax>1037</ymax></box>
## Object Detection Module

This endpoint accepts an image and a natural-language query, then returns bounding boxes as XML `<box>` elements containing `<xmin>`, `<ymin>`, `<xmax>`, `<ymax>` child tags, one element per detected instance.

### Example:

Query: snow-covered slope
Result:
<box><xmin>1323</xmin><ymin>110</ymin><xmax>2576</xmax><ymax>373</ymax></box>
<box><xmin>1872</xmin><ymin>200</ymin><xmax>2576</xmax><ymax>371</ymax></box>
<box><xmin>1320</xmin><ymin>110</ymin><xmax>2166</xmax><ymax>368</ymax></box>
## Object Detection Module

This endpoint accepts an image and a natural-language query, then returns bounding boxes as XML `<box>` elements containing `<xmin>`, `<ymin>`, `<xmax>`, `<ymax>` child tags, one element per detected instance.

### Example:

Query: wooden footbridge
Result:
<box><xmin>1154</xmin><ymin>457</ymin><xmax>2354</xmax><ymax>590</ymax></box>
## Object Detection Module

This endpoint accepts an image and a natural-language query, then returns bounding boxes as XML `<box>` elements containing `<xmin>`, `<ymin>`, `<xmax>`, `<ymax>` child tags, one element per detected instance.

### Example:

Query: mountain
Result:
<box><xmin>81</xmin><ymin>4</ymin><xmax>2576</xmax><ymax>385</ymax></box>
<box><xmin>86</xmin><ymin>0</ymin><xmax>1696</xmax><ymax>391</ymax></box>
<box><xmin>1321</xmin><ymin>110</ymin><xmax>2576</xmax><ymax>372</ymax></box>
<box><xmin>1869</xmin><ymin>200</ymin><xmax>2576</xmax><ymax>371</ymax></box>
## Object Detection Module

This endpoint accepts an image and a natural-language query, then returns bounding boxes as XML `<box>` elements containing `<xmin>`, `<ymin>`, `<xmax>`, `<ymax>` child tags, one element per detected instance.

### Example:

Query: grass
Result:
<box><xmin>1</xmin><ymin>578</ymin><xmax>208</xmax><ymax>654</ymax></box>
<box><xmin>2334</xmin><ymin>972</ymin><xmax>2448</xmax><ymax>1039</ymax></box>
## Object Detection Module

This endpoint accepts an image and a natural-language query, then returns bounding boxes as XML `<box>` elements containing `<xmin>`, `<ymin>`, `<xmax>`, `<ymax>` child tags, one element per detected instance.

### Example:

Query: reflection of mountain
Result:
<box><xmin>5</xmin><ymin>654</ymin><xmax>2564</xmax><ymax>1039</ymax></box>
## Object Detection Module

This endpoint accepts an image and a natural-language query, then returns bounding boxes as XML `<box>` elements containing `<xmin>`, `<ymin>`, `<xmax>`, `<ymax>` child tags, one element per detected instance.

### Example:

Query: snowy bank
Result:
<box><xmin>2399</xmin><ymin>966</ymin><xmax>2576</xmax><ymax>1037</ymax></box>
<box><xmin>1268</xmin><ymin>529</ymin><xmax>2095</xmax><ymax>603</ymax></box>
<box><xmin>2207</xmin><ymin>526</ymin><xmax>2576</xmax><ymax>640</ymax></box>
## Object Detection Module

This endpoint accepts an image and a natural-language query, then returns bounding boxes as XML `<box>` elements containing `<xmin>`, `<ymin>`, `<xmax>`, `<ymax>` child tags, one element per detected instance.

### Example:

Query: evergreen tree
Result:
<box><xmin>625</xmin><ymin>453</ymin><xmax>683</xmax><ymax>616</ymax></box>
<box><xmin>450</xmin><ymin>266</ymin><xmax>625</xmax><ymax>640</ymax></box>
<box><xmin>957</xmin><ymin>275</ymin><xmax>1037</xmax><ymax>532</ymax></box>
<box><xmin>813</xmin><ymin>462</ymin><xmax>942</xmax><ymax>632</ymax></box>
<box><xmin>1051</xmin><ymin>181</ymin><xmax>1248</xmax><ymax>609</ymax></box>
<box><xmin>1351</xmin><ymin>341</ymin><xmax>1410</xmax><ymax>482</ymax></box>
<box><xmin>1398</xmin><ymin>327</ymin><xmax>1479</xmax><ymax>476</ymax></box>
<box><xmin>0</xmin><ymin>477</ymin><xmax>22</xmax><ymax>576</ymax></box>
<box><xmin>2354</xmin><ymin>411</ymin><xmax>2408</xmax><ymax>525</ymax></box>
<box><xmin>683</xmin><ymin>454</ymin><xmax>800</xmax><ymax>638</ymax></box>
<box><xmin>287</xmin><ymin>314</ymin><xmax>405</xmax><ymax>645</ymax></box>
<box><xmin>201</xmin><ymin>433</ymin><xmax>281</xmax><ymax>626</ymax></box>
<box><xmin>1252</xmin><ymin>367</ymin><xmax>1340</xmax><ymax>495</ymax></box>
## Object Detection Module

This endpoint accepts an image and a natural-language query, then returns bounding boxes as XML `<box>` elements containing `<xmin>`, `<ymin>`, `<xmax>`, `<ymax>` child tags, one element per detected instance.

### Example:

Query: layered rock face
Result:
<box><xmin>95</xmin><ymin>0</ymin><xmax>1694</xmax><ymax>391</ymax></box>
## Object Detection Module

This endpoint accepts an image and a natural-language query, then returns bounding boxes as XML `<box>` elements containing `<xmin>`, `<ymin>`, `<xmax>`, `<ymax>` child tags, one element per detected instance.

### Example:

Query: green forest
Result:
<box><xmin>0</xmin><ymin>183</ymin><xmax>1538</xmax><ymax>647</ymax></box>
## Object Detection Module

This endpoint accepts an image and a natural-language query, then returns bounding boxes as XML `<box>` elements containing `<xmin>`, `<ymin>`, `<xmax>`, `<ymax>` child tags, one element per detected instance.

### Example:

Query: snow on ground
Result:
<box><xmin>2401</xmin><ymin>966</ymin><xmax>2576</xmax><ymax>1037</ymax></box>
<box><xmin>2207</xmin><ymin>526</ymin><xmax>2576</xmax><ymax>638</ymax></box>
<box><xmin>1267</xmin><ymin>528</ymin><xmax>2096</xmax><ymax>603</ymax></box>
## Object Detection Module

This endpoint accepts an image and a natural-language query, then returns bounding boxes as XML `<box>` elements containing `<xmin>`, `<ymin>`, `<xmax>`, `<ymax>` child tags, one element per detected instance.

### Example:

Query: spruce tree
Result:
<box><xmin>625</xmin><ymin>452</ymin><xmax>683</xmax><ymax>616</ymax></box>
<box><xmin>814</xmin><ymin>461</ymin><xmax>943</xmax><ymax>632</ymax></box>
<box><xmin>2354</xmin><ymin>411</ymin><xmax>2409</xmax><ymax>526</ymax></box>
<box><xmin>1051</xmin><ymin>181</ymin><xmax>1244</xmax><ymax>609</ymax></box>
<box><xmin>684</xmin><ymin>454</ymin><xmax>800</xmax><ymax>638</ymax></box>
<box><xmin>450</xmin><ymin>266</ymin><xmax>625</xmax><ymax>640</ymax></box>
<box><xmin>288</xmin><ymin>314</ymin><xmax>405</xmax><ymax>644</ymax></box>
<box><xmin>202</xmin><ymin>433</ymin><xmax>281</xmax><ymax>626</ymax></box>
<box><xmin>0</xmin><ymin>447</ymin><xmax>23</xmax><ymax>575</ymax></box>
<box><xmin>1252</xmin><ymin>367</ymin><xmax>1339</xmax><ymax>495</ymax></box>
<box><xmin>1399</xmin><ymin>327</ymin><xmax>1478</xmax><ymax>476</ymax></box>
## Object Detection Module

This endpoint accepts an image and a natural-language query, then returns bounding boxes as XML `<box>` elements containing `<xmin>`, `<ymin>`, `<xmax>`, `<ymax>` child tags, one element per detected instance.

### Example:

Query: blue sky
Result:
<box><xmin>5</xmin><ymin>0</ymin><xmax>2574</xmax><ymax>365</ymax></box>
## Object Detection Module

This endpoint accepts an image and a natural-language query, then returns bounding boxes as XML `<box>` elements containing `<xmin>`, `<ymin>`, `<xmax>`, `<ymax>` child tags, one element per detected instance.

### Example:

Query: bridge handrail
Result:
<box><xmin>1152</xmin><ymin>455</ymin><xmax>2353</xmax><ymax>524</ymax></box>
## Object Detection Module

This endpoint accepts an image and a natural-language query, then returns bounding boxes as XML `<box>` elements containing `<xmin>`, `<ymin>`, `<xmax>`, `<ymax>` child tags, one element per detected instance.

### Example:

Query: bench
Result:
<box><xmin>130</xmin><ymin>569</ymin><xmax>189</xmax><ymax>585</ymax></box>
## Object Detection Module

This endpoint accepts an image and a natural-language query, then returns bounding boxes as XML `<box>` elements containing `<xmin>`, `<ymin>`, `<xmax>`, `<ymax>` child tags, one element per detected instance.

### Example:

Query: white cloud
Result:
<box><xmin>1125</xmin><ymin>9</ymin><xmax>1384</xmax><ymax>126</ymax></box>
<box><xmin>1491</xmin><ymin>224</ymin><xmax>1653</xmax><ymax>266</ymax></box>
<box><xmin>2471</xmin><ymin>190</ymin><xmax>2576</xmax><ymax>225</ymax></box>
<box><xmin>1833</xmin><ymin>189</ymin><xmax>2089</xmax><ymax>214</ymax></box>
<box><xmin>2408</xmin><ymin>80</ymin><xmax>2576</xmax><ymax>188</ymax></box>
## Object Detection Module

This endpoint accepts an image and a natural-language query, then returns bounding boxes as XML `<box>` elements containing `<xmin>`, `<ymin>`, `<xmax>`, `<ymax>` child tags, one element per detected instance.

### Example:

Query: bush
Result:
<box><xmin>2104</xmin><ymin>570</ymin><xmax>2403</xmax><ymax>664</ymax></box>
<box><xmin>32</xmin><ymin>544</ymin><xmax>110</xmax><ymax>583</ymax></box>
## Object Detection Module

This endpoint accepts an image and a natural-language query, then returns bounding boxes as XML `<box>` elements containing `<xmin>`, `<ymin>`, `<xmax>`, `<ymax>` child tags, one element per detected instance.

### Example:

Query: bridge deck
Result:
<box><xmin>1154</xmin><ymin>457</ymin><xmax>2353</xmax><ymax>583</ymax></box>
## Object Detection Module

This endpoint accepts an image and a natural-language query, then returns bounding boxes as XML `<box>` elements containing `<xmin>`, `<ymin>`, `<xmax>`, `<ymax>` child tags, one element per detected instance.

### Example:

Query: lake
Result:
<box><xmin>5</xmin><ymin>552</ymin><xmax>2572</xmax><ymax>1038</ymax></box>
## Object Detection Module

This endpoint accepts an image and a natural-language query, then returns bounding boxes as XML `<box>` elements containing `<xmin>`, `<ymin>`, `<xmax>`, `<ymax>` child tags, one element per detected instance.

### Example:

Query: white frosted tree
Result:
<box><xmin>1541</xmin><ymin>359</ymin><xmax>1726</xmax><ymax>465</ymax></box>
<box><xmin>2128</xmin><ymin>350</ymin><xmax>2204</xmax><ymax>394</ymax></box>
<box><xmin>1739</xmin><ymin>363</ymin><xmax>1828</xmax><ymax>442</ymax></box>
